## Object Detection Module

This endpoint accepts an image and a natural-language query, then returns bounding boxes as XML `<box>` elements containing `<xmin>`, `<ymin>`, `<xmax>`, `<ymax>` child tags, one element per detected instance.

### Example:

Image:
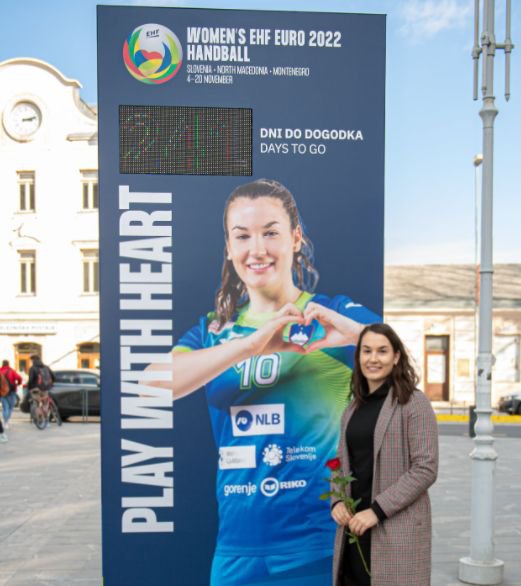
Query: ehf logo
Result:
<box><xmin>230</xmin><ymin>404</ymin><xmax>285</xmax><ymax>437</ymax></box>
<box><xmin>123</xmin><ymin>23</ymin><xmax>183</xmax><ymax>84</ymax></box>
<box><xmin>235</xmin><ymin>410</ymin><xmax>253</xmax><ymax>432</ymax></box>
<box><xmin>262</xmin><ymin>444</ymin><xmax>283</xmax><ymax>466</ymax></box>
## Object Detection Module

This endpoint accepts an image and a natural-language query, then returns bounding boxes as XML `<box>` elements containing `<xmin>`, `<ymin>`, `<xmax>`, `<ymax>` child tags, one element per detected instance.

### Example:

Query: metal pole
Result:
<box><xmin>459</xmin><ymin>0</ymin><xmax>513</xmax><ymax>582</ymax></box>
<box><xmin>473</xmin><ymin>154</ymin><xmax>482</xmax><ymax>381</ymax></box>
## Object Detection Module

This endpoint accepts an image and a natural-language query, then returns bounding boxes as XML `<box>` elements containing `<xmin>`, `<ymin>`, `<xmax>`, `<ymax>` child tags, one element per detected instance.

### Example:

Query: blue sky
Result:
<box><xmin>2</xmin><ymin>0</ymin><xmax>520</xmax><ymax>265</ymax></box>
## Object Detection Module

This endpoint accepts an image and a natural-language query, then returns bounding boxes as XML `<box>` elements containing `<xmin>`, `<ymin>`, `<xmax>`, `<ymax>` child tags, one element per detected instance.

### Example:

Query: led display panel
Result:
<box><xmin>119</xmin><ymin>105</ymin><xmax>252</xmax><ymax>175</ymax></box>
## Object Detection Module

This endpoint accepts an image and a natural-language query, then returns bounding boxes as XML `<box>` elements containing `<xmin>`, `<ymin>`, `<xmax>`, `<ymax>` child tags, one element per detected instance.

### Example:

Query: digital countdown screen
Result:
<box><xmin>119</xmin><ymin>105</ymin><xmax>253</xmax><ymax>175</ymax></box>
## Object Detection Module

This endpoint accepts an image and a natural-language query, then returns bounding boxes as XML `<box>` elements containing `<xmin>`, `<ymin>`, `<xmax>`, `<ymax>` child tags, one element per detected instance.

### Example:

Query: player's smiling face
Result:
<box><xmin>226</xmin><ymin>196</ymin><xmax>302</xmax><ymax>295</ymax></box>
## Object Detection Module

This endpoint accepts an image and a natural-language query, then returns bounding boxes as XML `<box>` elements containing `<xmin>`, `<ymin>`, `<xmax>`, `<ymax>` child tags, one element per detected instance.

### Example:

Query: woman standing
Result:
<box><xmin>148</xmin><ymin>178</ymin><xmax>380</xmax><ymax>585</ymax></box>
<box><xmin>331</xmin><ymin>323</ymin><xmax>438</xmax><ymax>586</ymax></box>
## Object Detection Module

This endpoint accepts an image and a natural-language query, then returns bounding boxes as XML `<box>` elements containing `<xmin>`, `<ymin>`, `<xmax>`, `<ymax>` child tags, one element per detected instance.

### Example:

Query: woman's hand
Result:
<box><xmin>242</xmin><ymin>303</ymin><xmax>306</xmax><ymax>356</ymax></box>
<box><xmin>302</xmin><ymin>302</ymin><xmax>363</xmax><ymax>352</ymax></box>
<box><xmin>348</xmin><ymin>508</ymin><xmax>379</xmax><ymax>536</ymax></box>
<box><xmin>331</xmin><ymin>501</ymin><xmax>352</xmax><ymax>527</ymax></box>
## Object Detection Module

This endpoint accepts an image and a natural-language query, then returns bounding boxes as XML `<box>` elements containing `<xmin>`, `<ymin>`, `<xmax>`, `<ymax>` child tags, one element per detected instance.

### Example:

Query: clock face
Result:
<box><xmin>3</xmin><ymin>101</ymin><xmax>42</xmax><ymax>141</ymax></box>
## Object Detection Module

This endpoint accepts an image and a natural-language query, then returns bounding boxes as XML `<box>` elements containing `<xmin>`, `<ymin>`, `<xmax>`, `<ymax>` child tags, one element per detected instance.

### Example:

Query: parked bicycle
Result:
<box><xmin>30</xmin><ymin>389</ymin><xmax>62</xmax><ymax>430</ymax></box>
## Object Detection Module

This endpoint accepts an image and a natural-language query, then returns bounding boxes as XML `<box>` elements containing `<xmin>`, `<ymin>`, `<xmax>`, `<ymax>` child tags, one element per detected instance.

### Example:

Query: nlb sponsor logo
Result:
<box><xmin>219</xmin><ymin>445</ymin><xmax>256</xmax><ymax>470</ymax></box>
<box><xmin>234</xmin><ymin>409</ymin><xmax>253</xmax><ymax>432</ymax></box>
<box><xmin>260</xmin><ymin>477</ymin><xmax>307</xmax><ymax>497</ymax></box>
<box><xmin>230</xmin><ymin>404</ymin><xmax>284</xmax><ymax>437</ymax></box>
<box><xmin>223</xmin><ymin>482</ymin><xmax>256</xmax><ymax>497</ymax></box>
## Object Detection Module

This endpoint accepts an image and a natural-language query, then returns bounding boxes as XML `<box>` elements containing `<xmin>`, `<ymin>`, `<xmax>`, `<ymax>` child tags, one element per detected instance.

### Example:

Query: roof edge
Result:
<box><xmin>0</xmin><ymin>57</ymin><xmax>82</xmax><ymax>88</ymax></box>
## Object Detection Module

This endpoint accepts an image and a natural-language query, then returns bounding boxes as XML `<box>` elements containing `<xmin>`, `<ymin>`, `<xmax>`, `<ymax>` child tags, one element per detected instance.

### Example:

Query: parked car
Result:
<box><xmin>21</xmin><ymin>368</ymin><xmax>100</xmax><ymax>420</ymax></box>
<box><xmin>497</xmin><ymin>392</ymin><xmax>521</xmax><ymax>415</ymax></box>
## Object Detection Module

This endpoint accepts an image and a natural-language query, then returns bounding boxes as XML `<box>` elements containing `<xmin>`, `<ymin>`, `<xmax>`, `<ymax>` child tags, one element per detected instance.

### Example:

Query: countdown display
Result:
<box><xmin>119</xmin><ymin>105</ymin><xmax>253</xmax><ymax>175</ymax></box>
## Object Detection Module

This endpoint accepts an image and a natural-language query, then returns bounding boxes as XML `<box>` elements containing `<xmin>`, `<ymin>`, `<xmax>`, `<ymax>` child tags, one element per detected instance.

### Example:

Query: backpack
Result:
<box><xmin>0</xmin><ymin>373</ymin><xmax>8</xmax><ymax>397</ymax></box>
<box><xmin>4</xmin><ymin>369</ymin><xmax>16</xmax><ymax>394</ymax></box>
<box><xmin>36</xmin><ymin>366</ymin><xmax>53</xmax><ymax>391</ymax></box>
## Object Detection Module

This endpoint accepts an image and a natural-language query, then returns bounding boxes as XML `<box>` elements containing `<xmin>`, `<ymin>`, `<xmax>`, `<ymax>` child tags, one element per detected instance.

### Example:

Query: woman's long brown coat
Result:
<box><xmin>332</xmin><ymin>389</ymin><xmax>439</xmax><ymax>586</ymax></box>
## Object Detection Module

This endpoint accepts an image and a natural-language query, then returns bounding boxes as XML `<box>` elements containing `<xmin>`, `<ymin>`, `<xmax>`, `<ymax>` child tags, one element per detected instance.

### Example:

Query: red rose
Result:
<box><xmin>326</xmin><ymin>457</ymin><xmax>341</xmax><ymax>471</ymax></box>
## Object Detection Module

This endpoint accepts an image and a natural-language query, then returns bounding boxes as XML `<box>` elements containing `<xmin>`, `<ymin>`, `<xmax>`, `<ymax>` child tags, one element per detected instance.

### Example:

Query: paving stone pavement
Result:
<box><xmin>0</xmin><ymin>410</ymin><xmax>520</xmax><ymax>585</ymax></box>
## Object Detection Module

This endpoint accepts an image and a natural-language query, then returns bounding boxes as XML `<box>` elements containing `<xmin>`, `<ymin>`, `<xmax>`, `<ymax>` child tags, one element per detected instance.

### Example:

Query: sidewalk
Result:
<box><xmin>1</xmin><ymin>410</ymin><xmax>520</xmax><ymax>585</ymax></box>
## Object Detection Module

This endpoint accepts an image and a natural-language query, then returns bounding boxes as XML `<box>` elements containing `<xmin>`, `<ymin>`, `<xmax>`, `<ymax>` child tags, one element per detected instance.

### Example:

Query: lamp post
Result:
<box><xmin>473</xmin><ymin>154</ymin><xmax>482</xmax><ymax>374</ymax></box>
<box><xmin>459</xmin><ymin>1</ymin><xmax>513</xmax><ymax>584</ymax></box>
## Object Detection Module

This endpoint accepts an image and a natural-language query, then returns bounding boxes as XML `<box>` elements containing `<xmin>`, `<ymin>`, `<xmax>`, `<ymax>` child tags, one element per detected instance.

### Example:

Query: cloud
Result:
<box><xmin>399</xmin><ymin>0</ymin><xmax>471</xmax><ymax>42</ymax></box>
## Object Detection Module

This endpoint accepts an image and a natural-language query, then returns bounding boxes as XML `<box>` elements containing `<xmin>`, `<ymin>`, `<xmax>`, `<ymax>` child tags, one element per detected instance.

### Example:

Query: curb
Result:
<box><xmin>436</xmin><ymin>414</ymin><xmax>521</xmax><ymax>424</ymax></box>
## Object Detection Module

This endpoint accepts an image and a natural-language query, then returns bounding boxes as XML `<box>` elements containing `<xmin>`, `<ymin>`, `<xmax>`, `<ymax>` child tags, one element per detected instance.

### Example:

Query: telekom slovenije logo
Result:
<box><xmin>123</xmin><ymin>23</ymin><xmax>183</xmax><ymax>84</ymax></box>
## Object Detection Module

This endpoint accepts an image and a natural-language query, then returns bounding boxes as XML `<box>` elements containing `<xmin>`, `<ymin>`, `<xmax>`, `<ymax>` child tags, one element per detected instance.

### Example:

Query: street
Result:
<box><xmin>1</xmin><ymin>410</ymin><xmax>520</xmax><ymax>585</ymax></box>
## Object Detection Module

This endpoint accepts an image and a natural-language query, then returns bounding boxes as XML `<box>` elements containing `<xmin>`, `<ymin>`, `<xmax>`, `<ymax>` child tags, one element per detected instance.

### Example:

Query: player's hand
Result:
<box><xmin>331</xmin><ymin>502</ymin><xmax>352</xmax><ymax>527</ymax></box>
<box><xmin>242</xmin><ymin>303</ymin><xmax>306</xmax><ymax>356</ymax></box>
<box><xmin>302</xmin><ymin>302</ymin><xmax>363</xmax><ymax>352</ymax></box>
<box><xmin>348</xmin><ymin>508</ymin><xmax>379</xmax><ymax>536</ymax></box>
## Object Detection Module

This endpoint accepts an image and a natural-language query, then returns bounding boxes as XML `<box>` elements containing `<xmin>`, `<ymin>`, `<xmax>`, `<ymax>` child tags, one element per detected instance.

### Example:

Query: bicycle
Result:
<box><xmin>30</xmin><ymin>388</ymin><xmax>62</xmax><ymax>430</ymax></box>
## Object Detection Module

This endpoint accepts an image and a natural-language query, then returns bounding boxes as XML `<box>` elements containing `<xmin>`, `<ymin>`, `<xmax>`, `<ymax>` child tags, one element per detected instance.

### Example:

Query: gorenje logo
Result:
<box><xmin>230</xmin><ymin>404</ymin><xmax>285</xmax><ymax>436</ymax></box>
<box><xmin>260</xmin><ymin>477</ymin><xmax>307</xmax><ymax>497</ymax></box>
<box><xmin>223</xmin><ymin>482</ymin><xmax>257</xmax><ymax>497</ymax></box>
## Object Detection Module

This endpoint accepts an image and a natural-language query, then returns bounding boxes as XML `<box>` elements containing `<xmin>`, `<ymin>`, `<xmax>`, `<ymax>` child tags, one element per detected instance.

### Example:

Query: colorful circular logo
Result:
<box><xmin>123</xmin><ymin>23</ymin><xmax>183</xmax><ymax>84</ymax></box>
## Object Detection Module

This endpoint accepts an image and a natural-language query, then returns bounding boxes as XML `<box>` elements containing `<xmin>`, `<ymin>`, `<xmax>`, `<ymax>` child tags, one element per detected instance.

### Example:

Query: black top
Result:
<box><xmin>345</xmin><ymin>381</ymin><xmax>390</xmax><ymax>521</ymax></box>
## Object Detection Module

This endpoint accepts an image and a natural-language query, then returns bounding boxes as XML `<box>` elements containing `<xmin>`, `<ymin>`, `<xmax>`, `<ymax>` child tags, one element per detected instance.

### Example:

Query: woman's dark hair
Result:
<box><xmin>214</xmin><ymin>179</ymin><xmax>318</xmax><ymax>326</ymax></box>
<box><xmin>351</xmin><ymin>323</ymin><xmax>419</xmax><ymax>405</ymax></box>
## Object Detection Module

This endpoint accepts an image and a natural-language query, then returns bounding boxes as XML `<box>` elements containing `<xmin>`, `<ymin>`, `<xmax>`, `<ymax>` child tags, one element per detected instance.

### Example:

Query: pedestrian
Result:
<box><xmin>28</xmin><ymin>355</ymin><xmax>55</xmax><ymax>393</ymax></box>
<box><xmin>0</xmin><ymin>360</ymin><xmax>23</xmax><ymax>430</ymax></box>
<box><xmin>331</xmin><ymin>323</ymin><xmax>439</xmax><ymax>586</ymax></box>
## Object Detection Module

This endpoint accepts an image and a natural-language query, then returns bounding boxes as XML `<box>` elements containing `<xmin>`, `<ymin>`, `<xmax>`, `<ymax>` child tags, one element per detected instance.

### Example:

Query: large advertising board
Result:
<box><xmin>97</xmin><ymin>6</ymin><xmax>385</xmax><ymax>585</ymax></box>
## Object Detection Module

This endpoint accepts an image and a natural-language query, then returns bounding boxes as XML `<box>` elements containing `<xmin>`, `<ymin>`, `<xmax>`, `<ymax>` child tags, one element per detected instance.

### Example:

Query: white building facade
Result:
<box><xmin>0</xmin><ymin>58</ymin><xmax>99</xmax><ymax>375</ymax></box>
<box><xmin>385</xmin><ymin>265</ymin><xmax>521</xmax><ymax>407</ymax></box>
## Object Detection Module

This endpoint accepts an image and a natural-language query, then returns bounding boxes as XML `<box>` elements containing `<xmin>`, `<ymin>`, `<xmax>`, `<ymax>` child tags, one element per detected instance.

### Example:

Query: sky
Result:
<box><xmin>1</xmin><ymin>0</ymin><xmax>520</xmax><ymax>265</ymax></box>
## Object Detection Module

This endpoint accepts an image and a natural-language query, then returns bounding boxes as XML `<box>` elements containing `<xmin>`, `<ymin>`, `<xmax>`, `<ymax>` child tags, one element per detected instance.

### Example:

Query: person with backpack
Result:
<box><xmin>0</xmin><ymin>360</ymin><xmax>23</xmax><ymax>430</ymax></box>
<box><xmin>28</xmin><ymin>355</ymin><xmax>55</xmax><ymax>393</ymax></box>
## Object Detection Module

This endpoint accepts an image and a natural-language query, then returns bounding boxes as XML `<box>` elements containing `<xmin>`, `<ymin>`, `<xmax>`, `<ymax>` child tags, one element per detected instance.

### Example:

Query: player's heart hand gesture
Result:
<box><xmin>242</xmin><ymin>303</ymin><xmax>306</xmax><ymax>356</ymax></box>
<box><xmin>302</xmin><ymin>302</ymin><xmax>363</xmax><ymax>352</ymax></box>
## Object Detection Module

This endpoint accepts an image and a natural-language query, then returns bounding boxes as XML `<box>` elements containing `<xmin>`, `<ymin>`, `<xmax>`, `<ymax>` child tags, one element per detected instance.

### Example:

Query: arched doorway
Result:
<box><xmin>15</xmin><ymin>342</ymin><xmax>42</xmax><ymax>376</ymax></box>
<box><xmin>77</xmin><ymin>342</ymin><xmax>100</xmax><ymax>369</ymax></box>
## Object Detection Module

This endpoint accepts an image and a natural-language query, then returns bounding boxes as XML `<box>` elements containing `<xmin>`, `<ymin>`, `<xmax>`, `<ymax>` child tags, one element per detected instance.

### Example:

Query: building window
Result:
<box><xmin>82</xmin><ymin>249</ymin><xmax>99</xmax><ymax>293</ymax></box>
<box><xmin>77</xmin><ymin>342</ymin><xmax>100</xmax><ymax>369</ymax></box>
<box><xmin>81</xmin><ymin>170</ymin><xmax>98</xmax><ymax>209</ymax></box>
<box><xmin>18</xmin><ymin>171</ymin><xmax>35</xmax><ymax>212</ymax></box>
<box><xmin>494</xmin><ymin>335</ymin><xmax>520</xmax><ymax>382</ymax></box>
<box><xmin>19</xmin><ymin>250</ymin><xmax>36</xmax><ymax>294</ymax></box>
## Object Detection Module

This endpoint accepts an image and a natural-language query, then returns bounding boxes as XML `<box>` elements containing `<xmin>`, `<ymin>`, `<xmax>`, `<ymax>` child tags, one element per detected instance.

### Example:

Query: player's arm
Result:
<box><xmin>147</xmin><ymin>307</ymin><xmax>305</xmax><ymax>399</ymax></box>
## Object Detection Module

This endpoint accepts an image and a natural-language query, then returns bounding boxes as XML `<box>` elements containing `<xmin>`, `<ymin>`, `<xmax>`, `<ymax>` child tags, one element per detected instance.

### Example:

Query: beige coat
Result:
<box><xmin>332</xmin><ymin>389</ymin><xmax>439</xmax><ymax>586</ymax></box>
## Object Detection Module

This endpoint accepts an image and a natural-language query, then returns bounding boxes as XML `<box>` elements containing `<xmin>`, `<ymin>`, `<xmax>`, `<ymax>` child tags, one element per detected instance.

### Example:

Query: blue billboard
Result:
<box><xmin>97</xmin><ymin>6</ymin><xmax>385</xmax><ymax>585</ymax></box>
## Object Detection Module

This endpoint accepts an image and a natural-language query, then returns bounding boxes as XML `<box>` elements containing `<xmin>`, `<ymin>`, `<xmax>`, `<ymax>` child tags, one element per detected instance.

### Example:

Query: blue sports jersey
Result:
<box><xmin>175</xmin><ymin>291</ymin><xmax>379</xmax><ymax>556</ymax></box>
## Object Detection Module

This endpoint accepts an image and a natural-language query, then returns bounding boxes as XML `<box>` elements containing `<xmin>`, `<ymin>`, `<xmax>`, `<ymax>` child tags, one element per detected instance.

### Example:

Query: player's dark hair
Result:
<box><xmin>351</xmin><ymin>323</ymin><xmax>419</xmax><ymax>405</ymax></box>
<box><xmin>215</xmin><ymin>179</ymin><xmax>318</xmax><ymax>326</ymax></box>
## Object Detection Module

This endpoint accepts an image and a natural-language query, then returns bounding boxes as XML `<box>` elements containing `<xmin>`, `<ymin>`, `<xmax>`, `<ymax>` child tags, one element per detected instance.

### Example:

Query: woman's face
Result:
<box><xmin>225</xmin><ymin>196</ymin><xmax>302</xmax><ymax>295</ymax></box>
<box><xmin>359</xmin><ymin>331</ymin><xmax>400</xmax><ymax>392</ymax></box>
